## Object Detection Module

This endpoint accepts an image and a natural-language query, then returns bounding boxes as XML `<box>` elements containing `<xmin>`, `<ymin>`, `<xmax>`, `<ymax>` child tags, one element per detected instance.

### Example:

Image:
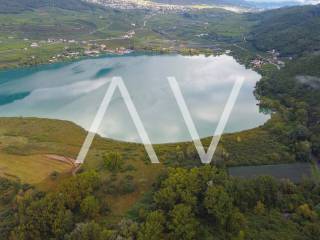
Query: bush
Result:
<box><xmin>120</xmin><ymin>175</ymin><xmax>135</xmax><ymax>194</ymax></box>
<box><xmin>103</xmin><ymin>152</ymin><xmax>124</xmax><ymax>172</ymax></box>
<box><xmin>80</xmin><ymin>196</ymin><xmax>100</xmax><ymax>219</ymax></box>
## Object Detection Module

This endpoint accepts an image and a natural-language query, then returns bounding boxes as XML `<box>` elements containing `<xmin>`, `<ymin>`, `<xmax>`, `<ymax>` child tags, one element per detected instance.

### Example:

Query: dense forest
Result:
<box><xmin>256</xmin><ymin>55</ymin><xmax>320</xmax><ymax>161</ymax></box>
<box><xmin>1</xmin><ymin>165</ymin><xmax>320</xmax><ymax>239</ymax></box>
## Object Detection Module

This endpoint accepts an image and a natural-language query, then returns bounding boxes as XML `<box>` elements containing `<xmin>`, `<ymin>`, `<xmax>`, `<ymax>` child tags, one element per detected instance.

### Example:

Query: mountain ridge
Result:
<box><xmin>0</xmin><ymin>0</ymin><xmax>98</xmax><ymax>13</ymax></box>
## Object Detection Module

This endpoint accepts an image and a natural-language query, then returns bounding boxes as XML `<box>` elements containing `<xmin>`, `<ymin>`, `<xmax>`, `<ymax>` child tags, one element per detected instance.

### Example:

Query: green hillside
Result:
<box><xmin>247</xmin><ymin>4</ymin><xmax>320</xmax><ymax>56</ymax></box>
<box><xmin>0</xmin><ymin>0</ymin><xmax>98</xmax><ymax>13</ymax></box>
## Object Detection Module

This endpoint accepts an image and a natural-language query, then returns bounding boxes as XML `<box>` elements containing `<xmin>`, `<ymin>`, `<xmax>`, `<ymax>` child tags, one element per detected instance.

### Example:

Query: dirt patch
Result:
<box><xmin>45</xmin><ymin>154</ymin><xmax>77</xmax><ymax>167</ymax></box>
<box><xmin>45</xmin><ymin>154</ymin><xmax>81</xmax><ymax>175</ymax></box>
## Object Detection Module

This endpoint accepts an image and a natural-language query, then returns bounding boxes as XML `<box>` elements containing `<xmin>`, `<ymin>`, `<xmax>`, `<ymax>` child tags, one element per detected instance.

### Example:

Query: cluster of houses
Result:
<box><xmin>24</xmin><ymin>36</ymin><xmax>133</xmax><ymax>63</ymax></box>
<box><xmin>251</xmin><ymin>49</ymin><xmax>286</xmax><ymax>69</ymax></box>
<box><xmin>92</xmin><ymin>0</ymin><xmax>192</xmax><ymax>11</ymax></box>
<box><xmin>268</xmin><ymin>49</ymin><xmax>286</xmax><ymax>67</ymax></box>
<box><xmin>251</xmin><ymin>58</ymin><xmax>264</xmax><ymax>68</ymax></box>
<box><xmin>84</xmin><ymin>44</ymin><xmax>133</xmax><ymax>57</ymax></box>
<box><xmin>28</xmin><ymin>38</ymin><xmax>81</xmax><ymax>48</ymax></box>
<box><xmin>50</xmin><ymin>43</ymin><xmax>132</xmax><ymax>63</ymax></box>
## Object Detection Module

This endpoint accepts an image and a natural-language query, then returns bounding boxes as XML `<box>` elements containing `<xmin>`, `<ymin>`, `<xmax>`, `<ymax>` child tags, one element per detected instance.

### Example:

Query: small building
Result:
<box><xmin>251</xmin><ymin>59</ymin><xmax>263</xmax><ymax>68</ymax></box>
<box><xmin>30</xmin><ymin>42</ymin><xmax>39</xmax><ymax>48</ymax></box>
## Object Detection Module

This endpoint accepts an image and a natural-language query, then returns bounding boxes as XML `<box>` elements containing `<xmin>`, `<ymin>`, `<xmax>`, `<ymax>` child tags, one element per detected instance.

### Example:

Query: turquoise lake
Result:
<box><xmin>0</xmin><ymin>54</ymin><xmax>269</xmax><ymax>143</ymax></box>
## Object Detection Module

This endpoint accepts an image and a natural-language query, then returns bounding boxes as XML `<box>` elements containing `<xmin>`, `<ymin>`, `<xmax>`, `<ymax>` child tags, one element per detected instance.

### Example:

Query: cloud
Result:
<box><xmin>249</xmin><ymin>0</ymin><xmax>319</xmax><ymax>3</ymax></box>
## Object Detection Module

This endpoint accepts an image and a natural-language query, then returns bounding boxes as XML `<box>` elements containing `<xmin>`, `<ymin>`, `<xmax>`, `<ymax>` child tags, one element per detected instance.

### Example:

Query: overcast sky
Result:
<box><xmin>249</xmin><ymin>0</ymin><xmax>319</xmax><ymax>3</ymax></box>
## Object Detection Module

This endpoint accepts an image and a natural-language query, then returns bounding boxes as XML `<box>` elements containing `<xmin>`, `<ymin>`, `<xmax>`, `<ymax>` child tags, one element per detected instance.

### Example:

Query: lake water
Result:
<box><xmin>0</xmin><ymin>54</ymin><xmax>269</xmax><ymax>143</ymax></box>
<box><xmin>228</xmin><ymin>163</ymin><xmax>312</xmax><ymax>183</ymax></box>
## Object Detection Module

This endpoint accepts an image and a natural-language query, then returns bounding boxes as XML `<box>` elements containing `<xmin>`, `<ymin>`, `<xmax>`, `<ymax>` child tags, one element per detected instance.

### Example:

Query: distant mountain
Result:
<box><xmin>246</xmin><ymin>1</ymin><xmax>305</xmax><ymax>9</ymax></box>
<box><xmin>153</xmin><ymin>0</ymin><xmax>248</xmax><ymax>6</ymax></box>
<box><xmin>0</xmin><ymin>0</ymin><xmax>97</xmax><ymax>13</ymax></box>
<box><xmin>152</xmin><ymin>0</ymin><xmax>254</xmax><ymax>9</ymax></box>
<box><xmin>153</xmin><ymin>0</ymin><xmax>318</xmax><ymax>9</ymax></box>
<box><xmin>247</xmin><ymin>4</ymin><xmax>320</xmax><ymax>56</ymax></box>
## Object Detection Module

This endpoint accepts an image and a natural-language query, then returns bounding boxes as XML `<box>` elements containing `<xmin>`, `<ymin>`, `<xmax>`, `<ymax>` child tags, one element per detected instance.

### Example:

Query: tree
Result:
<box><xmin>103</xmin><ymin>152</ymin><xmax>123</xmax><ymax>172</ymax></box>
<box><xmin>169</xmin><ymin>204</ymin><xmax>199</xmax><ymax>240</ymax></box>
<box><xmin>80</xmin><ymin>196</ymin><xmax>100</xmax><ymax>219</ymax></box>
<box><xmin>303</xmin><ymin>222</ymin><xmax>320</xmax><ymax>240</ymax></box>
<box><xmin>254</xmin><ymin>201</ymin><xmax>266</xmax><ymax>215</ymax></box>
<box><xmin>311</xmin><ymin>162</ymin><xmax>320</xmax><ymax>185</ymax></box>
<box><xmin>113</xmin><ymin>219</ymin><xmax>138</xmax><ymax>239</ymax></box>
<box><xmin>186</xmin><ymin>144</ymin><xmax>198</xmax><ymax>161</ymax></box>
<box><xmin>204</xmin><ymin>186</ymin><xmax>233</xmax><ymax>226</ymax></box>
<box><xmin>138</xmin><ymin>210</ymin><xmax>165</xmax><ymax>240</ymax></box>
<box><xmin>59</xmin><ymin>171</ymin><xmax>100</xmax><ymax>210</ymax></box>
<box><xmin>295</xmin><ymin>204</ymin><xmax>317</xmax><ymax>221</ymax></box>
<box><xmin>227</xmin><ymin>208</ymin><xmax>247</xmax><ymax>235</ymax></box>
<box><xmin>311</xmin><ymin>134</ymin><xmax>320</xmax><ymax>157</ymax></box>
<box><xmin>67</xmin><ymin>222</ymin><xmax>110</xmax><ymax>240</ymax></box>
<box><xmin>12</xmin><ymin>194</ymin><xmax>74</xmax><ymax>239</ymax></box>
<box><xmin>253</xmin><ymin>176</ymin><xmax>278</xmax><ymax>208</ymax></box>
<box><xmin>290</xmin><ymin>125</ymin><xmax>310</xmax><ymax>141</ymax></box>
<box><xmin>52</xmin><ymin>208</ymin><xmax>73</xmax><ymax>239</ymax></box>
<box><xmin>154</xmin><ymin>168</ymin><xmax>201</xmax><ymax>210</ymax></box>
<box><xmin>295</xmin><ymin>141</ymin><xmax>311</xmax><ymax>161</ymax></box>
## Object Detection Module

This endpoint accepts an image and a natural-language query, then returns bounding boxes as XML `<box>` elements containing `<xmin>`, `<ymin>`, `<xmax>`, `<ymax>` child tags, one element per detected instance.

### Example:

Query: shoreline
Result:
<box><xmin>0</xmin><ymin>47</ymin><xmax>217</xmax><ymax>72</ymax></box>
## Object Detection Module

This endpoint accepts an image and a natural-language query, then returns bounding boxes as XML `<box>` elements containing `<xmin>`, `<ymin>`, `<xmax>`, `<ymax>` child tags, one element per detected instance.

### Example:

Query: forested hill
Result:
<box><xmin>247</xmin><ymin>4</ymin><xmax>320</xmax><ymax>56</ymax></box>
<box><xmin>0</xmin><ymin>0</ymin><xmax>98</xmax><ymax>13</ymax></box>
<box><xmin>256</xmin><ymin>55</ymin><xmax>320</xmax><ymax>161</ymax></box>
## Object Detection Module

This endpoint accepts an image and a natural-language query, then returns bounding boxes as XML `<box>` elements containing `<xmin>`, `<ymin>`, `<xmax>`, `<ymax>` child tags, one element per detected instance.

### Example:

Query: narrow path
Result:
<box><xmin>45</xmin><ymin>154</ymin><xmax>76</xmax><ymax>167</ymax></box>
<box><xmin>45</xmin><ymin>154</ymin><xmax>81</xmax><ymax>175</ymax></box>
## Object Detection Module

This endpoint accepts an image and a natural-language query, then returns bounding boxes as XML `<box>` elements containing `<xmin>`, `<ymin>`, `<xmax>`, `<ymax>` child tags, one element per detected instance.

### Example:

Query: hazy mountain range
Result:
<box><xmin>152</xmin><ymin>0</ymin><xmax>320</xmax><ymax>9</ymax></box>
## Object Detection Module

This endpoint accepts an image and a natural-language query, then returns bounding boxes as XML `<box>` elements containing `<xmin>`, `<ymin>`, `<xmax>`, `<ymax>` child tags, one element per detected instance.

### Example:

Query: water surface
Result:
<box><xmin>228</xmin><ymin>163</ymin><xmax>312</xmax><ymax>183</ymax></box>
<box><xmin>0</xmin><ymin>54</ymin><xmax>269</xmax><ymax>143</ymax></box>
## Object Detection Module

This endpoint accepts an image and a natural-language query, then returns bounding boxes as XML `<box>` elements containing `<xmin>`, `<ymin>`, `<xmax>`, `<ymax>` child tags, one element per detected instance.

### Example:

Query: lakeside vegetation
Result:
<box><xmin>256</xmin><ymin>55</ymin><xmax>320</xmax><ymax>162</ymax></box>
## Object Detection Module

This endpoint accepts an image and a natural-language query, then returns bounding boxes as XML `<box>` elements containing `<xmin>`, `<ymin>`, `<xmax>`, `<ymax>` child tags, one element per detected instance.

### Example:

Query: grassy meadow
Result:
<box><xmin>0</xmin><ymin>117</ymin><xmax>292</xmax><ymax>182</ymax></box>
